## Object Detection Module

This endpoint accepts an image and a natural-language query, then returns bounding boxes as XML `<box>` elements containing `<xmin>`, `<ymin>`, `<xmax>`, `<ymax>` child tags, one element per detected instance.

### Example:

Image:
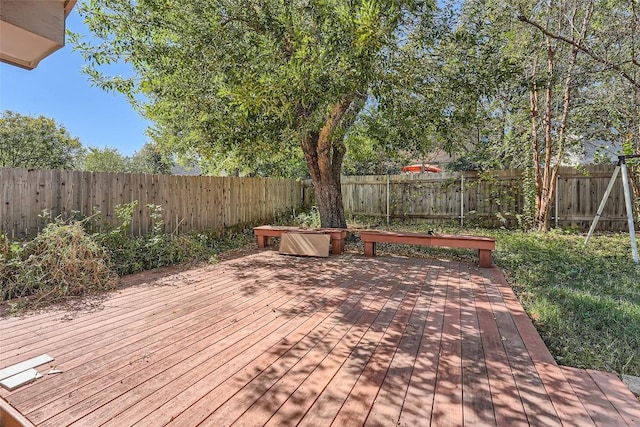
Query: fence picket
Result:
<box><xmin>0</xmin><ymin>168</ymin><xmax>304</xmax><ymax>239</ymax></box>
<box><xmin>341</xmin><ymin>165</ymin><xmax>633</xmax><ymax>230</ymax></box>
<box><xmin>0</xmin><ymin>165</ymin><xmax>633</xmax><ymax>237</ymax></box>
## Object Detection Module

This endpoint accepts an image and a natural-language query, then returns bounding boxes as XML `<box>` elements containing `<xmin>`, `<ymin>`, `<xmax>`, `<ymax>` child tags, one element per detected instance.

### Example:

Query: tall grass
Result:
<box><xmin>495</xmin><ymin>230</ymin><xmax>640</xmax><ymax>376</ymax></box>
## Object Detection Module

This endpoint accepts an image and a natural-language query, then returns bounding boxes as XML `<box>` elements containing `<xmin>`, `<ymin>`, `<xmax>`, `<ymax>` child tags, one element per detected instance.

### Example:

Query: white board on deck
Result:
<box><xmin>0</xmin><ymin>369</ymin><xmax>42</xmax><ymax>390</ymax></box>
<box><xmin>0</xmin><ymin>354</ymin><xmax>53</xmax><ymax>381</ymax></box>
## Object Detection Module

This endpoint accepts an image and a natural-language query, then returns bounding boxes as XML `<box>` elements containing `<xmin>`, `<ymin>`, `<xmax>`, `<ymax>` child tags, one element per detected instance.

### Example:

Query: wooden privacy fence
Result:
<box><xmin>0</xmin><ymin>168</ymin><xmax>306</xmax><ymax>239</ymax></box>
<box><xmin>342</xmin><ymin>165</ymin><xmax>633</xmax><ymax>230</ymax></box>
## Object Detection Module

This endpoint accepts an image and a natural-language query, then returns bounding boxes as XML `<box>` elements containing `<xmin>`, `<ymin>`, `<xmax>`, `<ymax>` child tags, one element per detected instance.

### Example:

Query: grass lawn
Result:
<box><xmin>347</xmin><ymin>219</ymin><xmax>640</xmax><ymax>377</ymax></box>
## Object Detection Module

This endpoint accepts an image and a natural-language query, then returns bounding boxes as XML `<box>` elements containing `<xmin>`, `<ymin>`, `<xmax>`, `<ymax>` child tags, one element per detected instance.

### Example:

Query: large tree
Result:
<box><xmin>364</xmin><ymin>0</ymin><xmax>524</xmax><ymax>172</ymax></box>
<box><xmin>515</xmin><ymin>0</ymin><xmax>594</xmax><ymax>231</ymax></box>
<box><xmin>130</xmin><ymin>142</ymin><xmax>174</xmax><ymax>175</ymax></box>
<box><xmin>436</xmin><ymin>0</ymin><xmax>602</xmax><ymax>230</ymax></box>
<box><xmin>79</xmin><ymin>143</ymin><xmax>173</xmax><ymax>174</ymax></box>
<box><xmin>80</xmin><ymin>146</ymin><xmax>131</xmax><ymax>172</ymax></box>
<box><xmin>75</xmin><ymin>0</ymin><xmax>433</xmax><ymax>227</ymax></box>
<box><xmin>0</xmin><ymin>110</ymin><xmax>83</xmax><ymax>170</ymax></box>
<box><xmin>518</xmin><ymin>0</ymin><xmax>640</xmax><ymax>220</ymax></box>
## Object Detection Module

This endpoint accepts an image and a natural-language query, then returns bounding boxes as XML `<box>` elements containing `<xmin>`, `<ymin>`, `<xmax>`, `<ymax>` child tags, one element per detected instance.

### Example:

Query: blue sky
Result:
<box><xmin>0</xmin><ymin>10</ymin><xmax>149</xmax><ymax>157</ymax></box>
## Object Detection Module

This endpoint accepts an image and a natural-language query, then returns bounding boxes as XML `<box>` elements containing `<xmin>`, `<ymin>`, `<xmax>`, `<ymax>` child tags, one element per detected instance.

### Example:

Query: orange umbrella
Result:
<box><xmin>401</xmin><ymin>164</ymin><xmax>442</xmax><ymax>173</ymax></box>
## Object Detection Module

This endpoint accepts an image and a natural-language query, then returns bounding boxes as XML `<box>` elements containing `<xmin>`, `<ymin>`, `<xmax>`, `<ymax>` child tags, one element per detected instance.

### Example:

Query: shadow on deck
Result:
<box><xmin>1</xmin><ymin>251</ymin><xmax>638</xmax><ymax>426</ymax></box>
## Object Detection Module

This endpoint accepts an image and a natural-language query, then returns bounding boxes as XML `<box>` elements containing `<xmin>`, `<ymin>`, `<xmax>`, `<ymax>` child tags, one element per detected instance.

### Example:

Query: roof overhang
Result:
<box><xmin>0</xmin><ymin>0</ymin><xmax>76</xmax><ymax>70</ymax></box>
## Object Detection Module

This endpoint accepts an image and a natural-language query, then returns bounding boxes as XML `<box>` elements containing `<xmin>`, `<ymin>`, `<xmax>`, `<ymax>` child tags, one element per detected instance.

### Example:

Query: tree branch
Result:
<box><xmin>220</xmin><ymin>15</ymin><xmax>262</xmax><ymax>32</ymax></box>
<box><xmin>517</xmin><ymin>14</ymin><xmax>640</xmax><ymax>89</ymax></box>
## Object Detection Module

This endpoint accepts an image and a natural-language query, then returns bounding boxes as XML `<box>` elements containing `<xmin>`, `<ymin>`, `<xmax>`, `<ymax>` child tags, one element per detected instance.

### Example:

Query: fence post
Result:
<box><xmin>386</xmin><ymin>174</ymin><xmax>390</xmax><ymax>225</ymax></box>
<box><xmin>555</xmin><ymin>176</ymin><xmax>559</xmax><ymax>228</ymax></box>
<box><xmin>460</xmin><ymin>175</ymin><xmax>465</xmax><ymax>227</ymax></box>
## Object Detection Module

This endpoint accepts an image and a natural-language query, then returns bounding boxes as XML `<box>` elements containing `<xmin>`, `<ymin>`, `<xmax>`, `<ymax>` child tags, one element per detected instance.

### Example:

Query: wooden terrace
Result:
<box><xmin>1</xmin><ymin>251</ymin><xmax>639</xmax><ymax>426</ymax></box>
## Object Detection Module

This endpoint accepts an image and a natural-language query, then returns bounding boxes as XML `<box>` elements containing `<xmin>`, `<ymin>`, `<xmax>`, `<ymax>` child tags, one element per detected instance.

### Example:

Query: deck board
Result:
<box><xmin>561</xmin><ymin>367</ymin><xmax>628</xmax><ymax>426</ymax></box>
<box><xmin>474</xmin><ymin>268</ymin><xmax>528</xmax><ymax>427</ymax></box>
<box><xmin>11</xmin><ymin>268</ymin><xmax>295</xmax><ymax>417</ymax></box>
<box><xmin>460</xmin><ymin>264</ymin><xmax>495</xmax><ymax>426</ymax></box>
<box><xmin>585</xmin><ymin>369</ymin><xmax>640</xmax><ymax>426</ymax></box>
<box><xmin>1</xmin><ymin>251</ymin><xmax>639</xmax><ymax>426</ymax></box>
<box><xmin>483</xmin><ymin>268</ymin><xmax>561</xmax><ymax>426</ymax></box>
<box><xmin>329</xmin><ymin>261</ymin><xmax>424</xmax><ymax>427</ymax></box>
<box><xmin>397</xmin><ymin>264</ymin><xmax>448</xmax><ymax>426</ymax></box>
<box><xmin>364</xmin><ymin>261</ymin><xmax>435</xmax><ymax>426</ymax></box>
<box><xmin>109</xmin><ymin>269</ymin><xmax>367</xmax><ymax>427</ymax></box>
<box><xmin>430</xmin><ymin>263</ymin><xmax>463</xmax><ymax>426</ymax></box>
<box><xmin>486</xmin><ymin>268</ymin><xmax>598</xmax><ymax>426</ymax></box>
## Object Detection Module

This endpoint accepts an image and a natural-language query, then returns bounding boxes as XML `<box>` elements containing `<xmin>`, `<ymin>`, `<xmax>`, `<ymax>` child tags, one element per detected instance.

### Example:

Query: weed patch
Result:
<box><xmin>1</xmin><ymin>203</ymin><xmax>264</xmax><ymax>313</ymax></box>
<box><xmin>1</xmin><ymin>220</ymin><xmax>116</xmax><ymax>309</ymax></box>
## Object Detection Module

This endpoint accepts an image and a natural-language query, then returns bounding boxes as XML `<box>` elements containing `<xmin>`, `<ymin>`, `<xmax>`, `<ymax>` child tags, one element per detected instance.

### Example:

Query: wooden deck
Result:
<box><xmin>1</xmin><ymin>252</ymin><xmax>638</xmax><ymax>426</ymax></box>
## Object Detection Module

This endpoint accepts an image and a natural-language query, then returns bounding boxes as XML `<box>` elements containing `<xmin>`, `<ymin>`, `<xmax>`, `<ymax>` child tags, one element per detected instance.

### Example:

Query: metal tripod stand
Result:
<box><xmin>584</xmin><ymin>155</ymin><xmax>639</xmax><ymax>264</ymax></box>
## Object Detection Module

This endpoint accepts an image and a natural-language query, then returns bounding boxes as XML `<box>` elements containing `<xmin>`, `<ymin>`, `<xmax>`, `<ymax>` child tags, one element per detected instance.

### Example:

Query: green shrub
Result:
<box><xmin>292</xmin><ymin>206</ymin><xmax>321</xmax><ymax>228</ymax></box>
<box><xmin>100</xmin><ymin>233</ymin><xmax>211</xmax><ymax>276</ymax></box>
<box><xmin>190</xmin><ymin>228</ymin><xmax>255</xmax><ymax>256</ymax></box>
<box><xmin>92</xmin><ymin>203</ymin><xmax>211</xmax><ymax>275</ymax></box>
<box><xmin>0</xmin><ymin>233</ymin><xmax>23</xmax><ymax>300</ymax></box>
<box><xmin>1</xmin><ymin>202</ymin><xmax>291</xmax><ymax>310</ymax></box>
<box><xmin>1</xmin><ymin>220</ymin><xmax>116</xmax><ymax>306</ymax></box>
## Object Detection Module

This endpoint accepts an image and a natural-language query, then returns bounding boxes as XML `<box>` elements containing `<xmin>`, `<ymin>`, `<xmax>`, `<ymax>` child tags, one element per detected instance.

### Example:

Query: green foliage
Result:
<box><xmin>130</xmin><ymin>142</ymin><xmax>174</xmax><ymax>175</ymax></box>
<box><xmin>0</xmin><ymin>233</ymin><xmax>23</xmax><ymax>297</ymax></box>
<box><xmin>190</xmin><ymin>228</ymin><xmax>255</xmax><ymax>259</ymax></box>
<box><xmin>0</xmin><ymin>110</ymin><xmax>83</xmax><ymax>170</ymax></box>
<box><xmin>87</xmin><ymin>202</ymin><xmax>256</xmax><ymax>276</ymax></box>
<box><xmin>343</xmin><ymin>116</ymin><xmax>412</xmax><ymax>175</ymax></box>
<box><xmin>0</xmin><ymin>220</ymin><xmax>117</xmax><ymax>307</ymax></box>
<box><xmin>79</xmin><ymin>143</ymin><xmax>173</xmax><ymax>174</ymax></box>
<box><xmin>90</xmin><ymin>202</ymin><xmax>207</xmax><ymax>276</ymax></box>
<box><xmin>496</xmin><ymin>230</ymin><xmax>640</xmax><ymax>375</ymax></box>
<box><xmin>74</xmin><ymin>0</ymin><xmax>435</xmax><ymax>226</ymax></box>
<box><xmin>362</xmin><ymin>0</ymin><xmax>637</xmax><ymax>178</ymax></box>
<box><xmin>196</xmin><ymin>144</ymin><xmax>309</xmax><ymax>179</ymax></box>
<box><xmin>364</xmin><ymin>1</ymin><xmax>525</xmax><ymax>168</ymax></box>
<box><xmin>79</xmin><ymin>146</ymin><xmax>131</xmax><ymax>172</ymax></box>
<box><xmin>102</xmin><ymin>233</ymin><xmax>209</xmax><ymax>276</ymax></box>
<box><xmin>1</xmin><ymin>201</ymin><xmax>259</xmax><ymax>311</ymax></box>
<box><xmin>293</xmin><ymin>206</ymin><xmax>321</xmax><ymax>228</ymax></box>
<box><xmin>129</xmin><ymin>143</ymin><xmax>174</xmax><ymax>174</ymax></box>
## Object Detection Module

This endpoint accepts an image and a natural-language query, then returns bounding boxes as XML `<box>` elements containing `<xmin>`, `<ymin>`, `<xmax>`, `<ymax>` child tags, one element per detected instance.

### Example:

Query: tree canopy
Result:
<box><xmin>75</xmin><ymin>0</ymin><xmax>435</xmax><ymax>227</ymax></box>
<box><xmin>80</xmin><ymin>147</ymin><xmax>130</xmax><ymax>172</ymax></box>
<box><xmin>74</xmin><ymin>0</ymin><xmax>639</xmax><ymax>228</ymax></box>
<box><xmin>0</xmin><ymin>110</ymin><xmax>83</xmax><ymax>170</ymax></box>
<box><xmin>79</xmin><ymin>143</ymin><xmax>173</xmax><ymax>174</ymax></box>
<box><xmin>362</xmin><ymin>0</ymin><xmax>639</xmax><ymax>227</ymax></box>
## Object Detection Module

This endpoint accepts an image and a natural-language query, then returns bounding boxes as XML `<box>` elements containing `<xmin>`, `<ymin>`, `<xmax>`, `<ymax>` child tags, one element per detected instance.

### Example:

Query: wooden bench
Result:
<box><xmin>253</xmin><ymin>226</ymin><xmax>348</xmax><ymax>255</ymax></box>
<box><xmin>359</xmin><ymin>230</ymin><xmax>496</xmax><ymax>268</ymax></box>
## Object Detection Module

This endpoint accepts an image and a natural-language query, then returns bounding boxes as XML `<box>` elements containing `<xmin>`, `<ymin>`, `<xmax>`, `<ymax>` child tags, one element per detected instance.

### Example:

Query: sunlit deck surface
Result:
<box><xmin>1</xmin><ymin>251</ymin><xmax>639</xmax><ymax>426</ymax></box>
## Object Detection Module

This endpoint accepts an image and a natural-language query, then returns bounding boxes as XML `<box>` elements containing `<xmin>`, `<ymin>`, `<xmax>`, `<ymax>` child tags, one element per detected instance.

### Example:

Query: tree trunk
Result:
<box><xmin>301</xmin><ymin>98</ymin><xmax>356</xmax><ymax>228</ymax></box>
<box><xmin>309</xmin><ymin>165</ymin><xmax>346</xmax><ymax>228</ymax></box>
<box><xmin>530</xmin><ymin>2</ymin><xmax>591</xmax><ymax>232</ymax></box>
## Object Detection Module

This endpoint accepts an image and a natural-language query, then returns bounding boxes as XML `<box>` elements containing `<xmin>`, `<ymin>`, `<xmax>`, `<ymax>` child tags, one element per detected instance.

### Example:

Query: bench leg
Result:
<box><xmin>364</xmin><ymin>241</ymin><xmax>376</xmax><ymax>257</ymax></box>
<box><xmin>331</xmin><ymin>238</ymin><xmax>344</xmax><ymax>255</ymax></box>
<box><xmin>256</xmin><ymin>235</ymin><xmax>271</xmax><ymax>248</ymax></box>
<box><xmin>478</xmin><ymin>249</ymin><xmax>492</xmax><ymax>268</ymax></box>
